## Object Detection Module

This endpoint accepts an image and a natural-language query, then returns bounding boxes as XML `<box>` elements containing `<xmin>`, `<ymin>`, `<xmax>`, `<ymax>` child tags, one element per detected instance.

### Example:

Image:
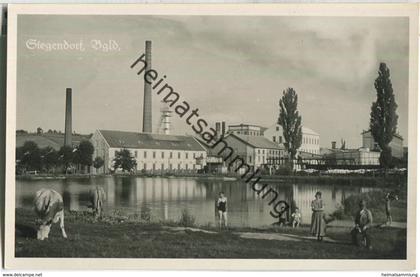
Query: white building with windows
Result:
<box><xmin>220</xmin><ymin>133</ymin><xmax>286</xmax><ymax>170</ymax></box>
<box><xmin>90</xmin><ymin>130</ymin><xmax>207</xmax><ymax>173</ymax></box>
<box><xmin>264</xmin><ymin>124</ymin><xmax>320</xmax><ymax>155</ymax></box>
<box><xmin>361</xmin><ymin>130</ymin><xmax>404</xmax><ymax>159</ymax></box>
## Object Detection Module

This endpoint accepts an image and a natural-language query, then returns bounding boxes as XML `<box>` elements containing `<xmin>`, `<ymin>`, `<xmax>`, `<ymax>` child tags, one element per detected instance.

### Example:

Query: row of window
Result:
<box><xmin>234</xmin><ymin>130</ymin><xmax>262</xmax><ymax>136</ymax></box>
<box><xmin>273</xmin><ymin>135</ymin><xmax>319</xmax><ymax>145</ymax></box>
<box><xmin>301</xmin><ymin>149</ymin><xmax>319</xmax><ymax>154</ymax></box>
<box><xmin>114</xmin><ymin>150</ymin><xmax>203</xmax><ymax>160</ymax></box>
<box><xmin>257</xmin><ymin>149</ymin><xmax>282</xmax><ymax>155</ymax></box>
<box><xmin>272</xmin><ymin>136</ymin><xmax>283</xmax><ymax>143</ymax></box>
<box><xmin>303</xmin><ymin>136</ymin><xmax>319</xmax><ymax>145</ymax></box>
<box><xmin>140</xmin><ymin>163</ymin><xmax>198</xmax><ymax>170</ymax></box>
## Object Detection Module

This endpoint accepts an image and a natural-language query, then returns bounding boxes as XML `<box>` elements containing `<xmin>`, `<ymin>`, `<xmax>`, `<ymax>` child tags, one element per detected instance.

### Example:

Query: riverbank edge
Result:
<box><xmin>16</xmin><ymin>173</ymin><xmax>406</xmax><ymax>187</ymax></box>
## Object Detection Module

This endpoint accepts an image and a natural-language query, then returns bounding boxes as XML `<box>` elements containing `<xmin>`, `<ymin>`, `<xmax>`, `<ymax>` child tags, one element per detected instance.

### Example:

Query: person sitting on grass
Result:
<box><xmin>277</xmin><ymin>201</ymin><xmax>289</xmax><ymax>227</ymax></box>
<box><xmin>351</xmin><ymin>200</ymin><xmax>373</xmax><ymax>250</ymax></box>
<box><xmin>291</xmin><ymin>207</ymin><xmax>301</xmax><ymax>228</ymax></box>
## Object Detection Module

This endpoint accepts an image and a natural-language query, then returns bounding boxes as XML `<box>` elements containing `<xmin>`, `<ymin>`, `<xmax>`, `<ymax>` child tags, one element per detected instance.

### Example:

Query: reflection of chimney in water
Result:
<box><xmin>142</xmin><ymin>40</ymin><xmax>152</xmax><ymax>133</ymax></box>
<box><xmin>64</xmin><ymin>88</ymin><xmax>72</xmax><ymax>147</ymax></box>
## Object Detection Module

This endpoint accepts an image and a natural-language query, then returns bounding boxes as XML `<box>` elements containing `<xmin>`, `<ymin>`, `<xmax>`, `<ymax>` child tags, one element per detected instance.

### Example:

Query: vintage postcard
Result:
<box><xmin>4</xmin><ymin>3</ymin><xmax>418</xmax><ymax>270</ymax></box>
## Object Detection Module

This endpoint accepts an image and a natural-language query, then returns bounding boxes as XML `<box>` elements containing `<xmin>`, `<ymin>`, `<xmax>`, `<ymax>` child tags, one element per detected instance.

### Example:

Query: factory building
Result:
<box><xmin>264</xmin><ymin>124</ymin><xmax>320</xmax><ymax>155</ymax></box>
<box><xmin>227</xmin><ymin>123</ymin><xmax>266</xmax><ymax>137</ymax></box>
<box><xmin>323</xmin><ymin>148</ymin><xmax>381</xmax><ymax>166</ymax></box>
<box><xmin>91</xmin><ymin>130</ymin><xmax>207</xmax><ymax>174</ymax></box>
<box><xmin>88</xmin><ymin>41</ymin><xmax>210</xmax><ymax>174</ymax></box>
<box><xmin>361</xmin><ymin>130</ymin><xmax>404</xmax><ymax>159</ymax></box>
<box><xmin>219</xmin><ymin>133</ymin><xmax>286</xmax><ymax>171</ymax></box>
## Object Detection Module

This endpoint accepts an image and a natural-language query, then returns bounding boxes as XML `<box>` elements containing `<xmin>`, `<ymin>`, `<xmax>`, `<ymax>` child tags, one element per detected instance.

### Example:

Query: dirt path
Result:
<box><xmin>235</xmin><ymin>232</ymin><xmax>342</xmax><ymax>243</ymax></box>
<box><xmin>165</xmin><ymin>226</ymin><xmax>342</xmax><ymax>243</ymax></box>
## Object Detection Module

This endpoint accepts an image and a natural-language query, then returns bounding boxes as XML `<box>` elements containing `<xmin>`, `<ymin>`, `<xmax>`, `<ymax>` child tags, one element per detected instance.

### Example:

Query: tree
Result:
<box><xmin>59</xmin><ymin>145</ymin><xmax>75</xmax><ymax>173</ymax></box>
<box><xmin>340</xmin><ymin>139</ymin><xmax>346</xmax><ymax>150</ymax></box>
<box><xmin>76</xmin><ymin>140</ymin><xmax>94</xmax><ymax>173</ymax></box>
<box><xmin>278</xmin><ymin>88</ymin><xmax>303</xmax><ymax>161</ymax></box>
<box><xmin>113</xmin><ymin>149</ymin><xmax>137</xmax><ymax>172</ymax></box>
<box><xmin>93</xmin><ymin>156</ymin><xmax>105</xmax><ymax>173</ymax></box>
<box><xmin>18</xmin><ymin>141</ymin><xmax>41</xmax><ymax>171</ymax></box>
<box><xmin>36</xmin><ymin>127</ymin><xmax>43</xmax><ymax>134</ymax></box>
<box><xmin>40</xmin><ymin>146</ymin><xmax>59</xmax><ymax>172</ymax></box>
<box><xmin>370</xmin><ymin>63</ymin><xmax>398</xmax><ymax>169</ymax></box>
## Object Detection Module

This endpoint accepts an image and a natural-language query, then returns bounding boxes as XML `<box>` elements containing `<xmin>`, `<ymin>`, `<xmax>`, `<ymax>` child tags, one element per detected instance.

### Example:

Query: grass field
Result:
<box><xmin>15</xmin><ymin>208</ymin><xmax>406</xmax><ymax>259</ymax></box>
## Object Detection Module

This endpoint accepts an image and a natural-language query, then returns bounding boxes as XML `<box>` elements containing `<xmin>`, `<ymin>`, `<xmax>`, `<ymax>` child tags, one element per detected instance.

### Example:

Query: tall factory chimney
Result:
<box><xmin>64</xmin><ymin>88</ymin><xmax>72</xmax><ymax>146</ymax></box>
<box><xmin>221</xmin><ymin>121</ymin><xmax>226</xmax><ymax>137</ymax></box>
<box><xmin>215</xmin><ymin>122</ymin><xmax>221</xmax><ymax>138</ymax></box>
<box><xmin>142</xmin><ymin>40</ymin><xmax>152</xmax><ymax>133</ymax></box>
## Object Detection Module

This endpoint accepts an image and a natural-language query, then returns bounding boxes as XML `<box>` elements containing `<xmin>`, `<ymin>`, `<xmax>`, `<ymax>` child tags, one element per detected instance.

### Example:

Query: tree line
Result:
<box><xmin>16</xmin><ymin>140</ymin><xmax>104</xmax><ymax>174</ymax></box>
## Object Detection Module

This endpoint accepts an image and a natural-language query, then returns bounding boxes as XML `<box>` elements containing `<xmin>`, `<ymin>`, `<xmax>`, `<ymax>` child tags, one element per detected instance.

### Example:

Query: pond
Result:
<box><xmin>16</xmin><ymin>176</ymin><xmax>379</xmax><ymax>227</ymax></box>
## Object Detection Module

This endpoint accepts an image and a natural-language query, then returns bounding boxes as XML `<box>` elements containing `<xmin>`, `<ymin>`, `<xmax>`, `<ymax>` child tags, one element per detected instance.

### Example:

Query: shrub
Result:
<box><xmin>140</xmin><ymin>205</ymin><xmax>152</xmax><ymax>222</ymax></box>
<box><xmin>331</xmin><ymin>205</ymin><xmax>346</xmax><ymax>220</ymax></box>
<box><xmin>275</xmin><ymin>165</ymin><xmax>293</xmax><ymax>176</ymax></box>
<box><xmin>343</xmin><ymin>191</ymin><xmax>385</xmax><ymax>217</ymax></box>
<box><xmin>178</xmin><ymin>209</ymin><xmax>196</xmax><ymax>227</ymax></box>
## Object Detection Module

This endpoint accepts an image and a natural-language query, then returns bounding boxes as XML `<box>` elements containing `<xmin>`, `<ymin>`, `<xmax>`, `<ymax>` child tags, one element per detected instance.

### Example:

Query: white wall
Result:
<box><xmin>108</xmin><ymin>147</ymin><xmax>207</xmax><ymax>172</ymax></box>
<box><xmin>264</xmin><ymin>124</ymin><xmax>320</xmax><ymax>155</ymax></box>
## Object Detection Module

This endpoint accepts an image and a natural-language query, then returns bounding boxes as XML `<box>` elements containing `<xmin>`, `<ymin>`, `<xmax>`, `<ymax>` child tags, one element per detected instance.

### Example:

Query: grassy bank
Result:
<box><xmin>15</xmin><ymin>208</ymin><xmax>406</xmax><ymax>259</ymax></box>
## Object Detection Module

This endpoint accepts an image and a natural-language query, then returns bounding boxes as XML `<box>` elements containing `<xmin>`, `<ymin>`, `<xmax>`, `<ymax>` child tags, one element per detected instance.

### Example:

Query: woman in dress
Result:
<box><xmin>310</xmin><ymin>191</ymin><xmax>326</xmax><ymax>241</ymax></box>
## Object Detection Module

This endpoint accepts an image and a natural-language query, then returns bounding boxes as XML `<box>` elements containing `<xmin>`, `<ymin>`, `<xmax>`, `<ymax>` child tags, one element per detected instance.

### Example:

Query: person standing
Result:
<box><xmin>351</xmin><ymin>200</ymin><xmax>373</xmax><ymax>249</ymax></box>
<box><xmin>216</xmin><ymin>191</ymin><xmax>228</xmax><ymax>229</ymax></box>
<box><xmin>385</xmin><ymin>192</ymin><xmax>398</xmax><ymax>225</ymax></box>
<box><xmin>310</xmin><ymin>191</ymin><xmax>326</xmax><ymax>241</ymax></box>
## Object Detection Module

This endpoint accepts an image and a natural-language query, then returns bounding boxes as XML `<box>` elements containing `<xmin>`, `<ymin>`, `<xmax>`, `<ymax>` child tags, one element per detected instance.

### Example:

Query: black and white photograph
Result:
<box><xmin>3</xmin><ymin>4</ymin><xmax>418</xmax><ymax>270</ymax></box>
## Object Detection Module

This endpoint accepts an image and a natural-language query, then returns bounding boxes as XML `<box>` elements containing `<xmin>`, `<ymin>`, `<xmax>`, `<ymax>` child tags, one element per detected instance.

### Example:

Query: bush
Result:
<box><xmin>275</xmin><ymin>165</ymin><xmax>293</xmax><ymax>176</ymax></box>
<box><xmin>140</xmin><ymin>205</ymin><xmax>152</xmax><ymax>222</ymax></box>
<box><xmin>178</xmin><ymin>209</ymin><xmax>196</xmax><ymax>227</ymax></box>
<box><xmin>331</xmin><ymin>205</ymin><xmax>346</xmax><ymax>220</ymax></box>
<box><xmin>342</xmin><ymin>190</ymin><xmax>406</xmax><ymax>223</ymax></box>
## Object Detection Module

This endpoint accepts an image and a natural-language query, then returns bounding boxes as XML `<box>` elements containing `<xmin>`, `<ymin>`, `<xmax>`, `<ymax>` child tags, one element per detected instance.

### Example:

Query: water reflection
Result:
<box><xmin>16</xmin><ymin>176</ymin><xmax>377</xmax><ymax>227</ymax></box>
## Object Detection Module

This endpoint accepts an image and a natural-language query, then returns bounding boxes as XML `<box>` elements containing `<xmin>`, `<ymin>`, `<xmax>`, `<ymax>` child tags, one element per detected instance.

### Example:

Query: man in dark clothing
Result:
<box><xmin>351</xmin><ymin>200</ymin><xmax>373</xmax><ymax>249</ymax></box>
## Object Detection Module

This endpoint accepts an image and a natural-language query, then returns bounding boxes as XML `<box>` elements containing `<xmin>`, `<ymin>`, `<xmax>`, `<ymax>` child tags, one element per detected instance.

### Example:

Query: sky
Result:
<box><xmin>16</xmin><ymin>15</ymin><xmax>409</xmax><ymax>148</ymax></box>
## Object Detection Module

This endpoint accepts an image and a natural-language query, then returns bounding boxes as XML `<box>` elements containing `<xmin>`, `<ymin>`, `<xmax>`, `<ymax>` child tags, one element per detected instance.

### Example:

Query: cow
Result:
<box><xmin>89</xmin><ymin>186</ymin><xmax>106</xmax><ymax>218</ymax></box>
<box><xmin>33</xmin><ymin>189</ymin><xmax>67</xmax><ymax>240</ymax></box>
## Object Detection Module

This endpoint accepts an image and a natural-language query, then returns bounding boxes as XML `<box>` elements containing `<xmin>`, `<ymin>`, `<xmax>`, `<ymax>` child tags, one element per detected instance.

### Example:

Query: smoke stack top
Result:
<box><xmin>142</xmin><ymin>40</ymin><xmax>152</xmax><ymax>133</ymax></box>
<box><xmin>64</xmin><ymin>88</ymin><xmax>72</xmax><ymax>147</ymax></box>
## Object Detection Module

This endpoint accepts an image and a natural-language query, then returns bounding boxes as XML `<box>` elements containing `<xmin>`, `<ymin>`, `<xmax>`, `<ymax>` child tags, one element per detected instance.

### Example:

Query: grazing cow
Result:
<box><xmin>33</xmin><ymin>189</ymin><xmax>67</xmax><ymax>240</ymax></box>
<box><xmin>89</xmin><ymin>186</ymin><xmax>106</xmax><ymax>218</ymax></box>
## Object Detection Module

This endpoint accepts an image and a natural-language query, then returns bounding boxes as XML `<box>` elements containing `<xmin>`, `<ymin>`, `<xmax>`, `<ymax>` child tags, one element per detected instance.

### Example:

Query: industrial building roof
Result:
<box><xmin>229</xmin><ymin>134</ymin><xmax>285</xmax><ymax>150</ymax></box>
<box><xmin>98</xmin><ymin>130</ymin><xmax>206</xmax><ymax>151</ymax></box>
<box><xmin>302</xmin><ymin>126</ymin><xmax>319</xmax><ymax>136</ymax></box>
